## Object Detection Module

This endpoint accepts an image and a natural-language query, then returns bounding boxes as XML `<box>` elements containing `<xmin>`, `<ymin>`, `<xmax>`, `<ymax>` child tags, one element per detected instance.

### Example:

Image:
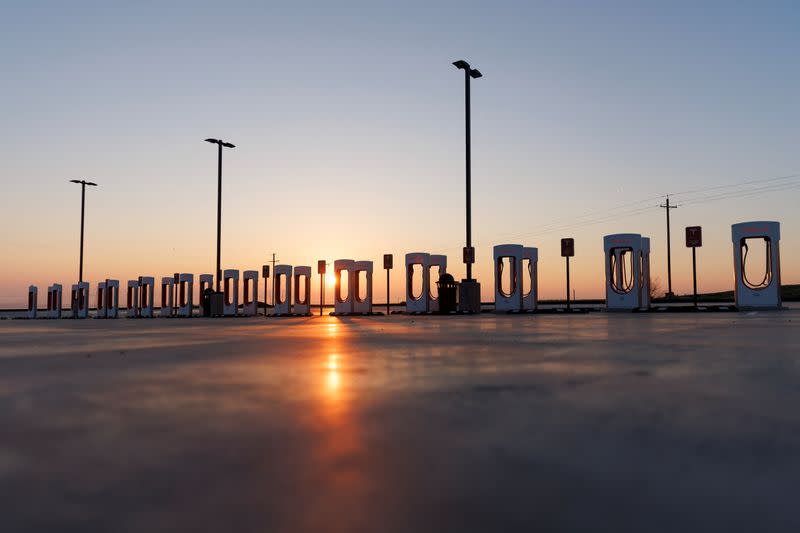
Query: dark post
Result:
<box><xmin>561</xmin><ymin>238</ymin><xmax>575</xmax><ymax>310</ymax></box>
<box><xmin>79</xmin><ymin>183</ymin><xmax>85</xmax><ymax>282</ymax></box>
<box><xmin>384</xmin><ymin>254</ymin><xmax>393</xmax><ymax>316</ymax></box>
<box><xmin>566</xmin><ymin>256</ymin><xmax>571</xmax><ymax>310</ymax></box>
<box><xmin>216</xmin><ymin>142</ymin><xmax>222</xmax><ymax>292</ymax></box>
<box><xmin>453</xmin><ymin>60</ymin><xmax>482</xmax><ymax>281</ymax></box>
<box><xmin>69</xmin><ymin>179</ymin><xmax>98</xmax><ymax>283</ymax></box>
<box><xmin>660</xmin><ymin>196</ymin><xmax>678</xmax><ymax>298</ymax></box>
<box><xmin>318</xmin><ymin>260</ymin><xmax>326</xmax><ymax>317</ymax></box>
<box><xmin>685</xmin><ymin>226</ymin><xmax>702</xmax><ymax>308</ymax></box>
<box><xmin>271</xmin><ymin>253</ymin><xmax>279</xmax><ymax>308</ymax></box>
<box><xmin>464</xmin><ymin>67</ymin><xmax>472</xmax><ymax>281</ymax></box>
<box><xmin>692</xmin><ymin>247</ymin><xmax>697</xmax><ymax>307</ymax></box>
<box><xmin>205</xmin><ymin>138</ymin><xmax>235</xmax><ymax>293</ymax></box>
<box><xmin>453</xmin><ymin>60</ymin><xmax>483</xmax><ymax>313</ymax></box>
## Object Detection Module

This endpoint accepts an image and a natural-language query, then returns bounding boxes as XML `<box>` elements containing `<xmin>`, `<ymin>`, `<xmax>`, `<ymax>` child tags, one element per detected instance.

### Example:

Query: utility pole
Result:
<box><xmin>660</xmin><ymin>196</ymin><xmax>678</xmax><ymax>298</ymax></box>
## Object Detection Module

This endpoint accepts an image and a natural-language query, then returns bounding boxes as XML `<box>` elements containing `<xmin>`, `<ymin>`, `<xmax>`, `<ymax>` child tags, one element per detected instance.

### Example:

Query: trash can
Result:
<box><xmin>209</xmin><ymin>291</ymin><xmax>224</xmax><ymax>317</ymax></box>
<box><xmin>436</xmin><ymin>273</ymin><xmax>458</xmax><ymax>314</ymax></box>
<box><xmin>201</xmin><ymin>288</ymin><xmax>213</xmax><ymax>317</ymax></box>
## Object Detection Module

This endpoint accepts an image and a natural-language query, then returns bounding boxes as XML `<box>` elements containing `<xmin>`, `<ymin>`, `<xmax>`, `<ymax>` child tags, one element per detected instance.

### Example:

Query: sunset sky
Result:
<box><xmin>1</xmin><ymin>1</ymin><xmax>798</xmax><ymax>307</ymax></box>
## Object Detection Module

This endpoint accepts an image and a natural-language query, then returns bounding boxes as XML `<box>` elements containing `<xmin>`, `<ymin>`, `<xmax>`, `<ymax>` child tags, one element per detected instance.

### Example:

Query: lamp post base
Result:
<box><xmin>458</xmin><ymin>280</ymin><xmax>481</xmax><ymax>313</ymax></box>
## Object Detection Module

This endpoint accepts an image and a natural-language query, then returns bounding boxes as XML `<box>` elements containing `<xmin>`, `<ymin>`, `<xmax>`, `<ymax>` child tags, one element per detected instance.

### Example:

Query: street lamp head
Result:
<box><xmin>470</xmin><ymin>69</ymin><xmax>482</xmax><ymax>79</ymax></box>
<box><xmin>70</xmin><ymin>179</ymin><xmax>81</xmax><ymax>184</ymax></box>
<box><xmin>221</xmin><ymin>142</ymin><xmax>235</xmax><ymax>149</ymax></box>
<box><xmin>205</xmin><ymin>138</ymin><xmax>220</xmax><ymax>144</ymax></box>
<box><xmin>86</xmin><ymin>182</ymin><xmax>98</xmax><ymax>187</ymax></box>
<box><xmin>453</xmin><ymin>60</ymin><xmax>470</xmax><ymax>70</ymax></box>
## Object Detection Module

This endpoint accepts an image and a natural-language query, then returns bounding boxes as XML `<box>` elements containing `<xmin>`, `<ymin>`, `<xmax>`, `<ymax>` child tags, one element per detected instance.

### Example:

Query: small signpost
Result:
<box><xmin>463</xmin><ymin>246</ymin><xmax>475</xmax><ymax>266</ymax></box>
<box><xmin>561</xmin><ymin>238</ymin><xmax>574</xmax><ymax>310</ymax></box>
<box><xmin>262</xmin><ymin>265</ymin><xmax>270</xmax><ymax>316</ymax></box>
<box><xmin>384</xmin><ymin>254</ymin><xmax>393</xmax><ymax>315</ymax></box>
<box><xmin>685</xmin><ymin>226</ymin><xmax>702</xmax><ymax>307</ymax></box>
<box><xmin>318</xmin><ymin>260</ymin><xmax>326</xmax><ymax>316</ymax></box>
<box><xmin>173</xmin><ymin>272</ymin><xmax>180</xmax><ymax>317</ymax></box>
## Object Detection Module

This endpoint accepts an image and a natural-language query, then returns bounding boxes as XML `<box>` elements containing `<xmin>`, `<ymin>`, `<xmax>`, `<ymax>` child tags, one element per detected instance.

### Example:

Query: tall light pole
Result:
<box><xmin>453</xmin><ymin>59</ymin><xmax>482</xmax><ymax>281</ymax></box>
<box><xmin>69</xmin><ymin>179</ymin><xmax>98</xmax><ymax>283</ymax></box>
<box><xmin>205</xmin><ymin>138</ymin><xmax>235</xmax><ymax>292</ymax></box>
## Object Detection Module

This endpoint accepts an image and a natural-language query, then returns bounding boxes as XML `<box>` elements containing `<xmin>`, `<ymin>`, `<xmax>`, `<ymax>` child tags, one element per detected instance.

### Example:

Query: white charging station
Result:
<box><xmin>199</xmin><ymin>274</ymin><xmax>213</xmax><ymax>301</ymax></box>
<box><xmin>127</xmin><ymin>280</ymin><xmax>140</xmax><ymax>318</ymax></box>
<box><xmin>96</xmin><ymin>281</ymin><xmax>107</xmax><ymax>318</ymax></box>
<box><xmin>732</xmin><ymin>221</ymin><xmax>782</xmax><ymax>309</ymax></box>
<box><xmin>177</xmin><ymin>273</ymin><xmax>194</xmax><ymax>317</ymax></box>
<box><xmin>405</xmin><ymin>253</ymin><xmax>430</xmax><ymax>313</ymax></box>
<box><xmin>522</xmin><ymin>246</ymin><xmax>539</xmax><ymax>311</ymax></box>
<box><xmin>105</xmin><ymin>279</ymin><xmax>120</xmax><ymax>318</ymax></box>
<box><xmin>494</xmin><ymin>244</ymin><xmax>524</xmax><ymax>312</ymax></box>
<box><xmin>47</xmin><ymin>284</ymin><xmax>62</xmax><ymax>319</ymax></box>
<box><xmin>428</xmin><ymin>255</ymin><xmax>447</xmax><ymax>313</ymax></box>
<box><xmin>354</xmin><ymin>261</ymin><xmax>374</xmax><ymax>314</ymax></box>
<box><xmin>223</xmin><ymin>269</ymin><xmax>239</xmax><ymax>316</ymax></box>
<box><xmin>274</xmin><ymin>265</ymin><xmax>293</xmax><ymax>315</ymax></box>
<box><xmin>140</xmin><ymin>277</ymin><xmax>154</xmax><ymax>318</ymax></box>
<box><xmin>292</xmin><ymin>266</ymin><xmax>311</xmax><ymax>315</ymax></box>
<box><xmin>160</xmin><ymin>277</ymin><xmax>175</xmax><ymax>317</ymax></box>
<box><xmin>242</xmin><ymin>270</ymin><xmax>258</xmax><ymax>316</ymax></box>
<box><xmin>334</xmin><ymin>260</ymin><xmax>355</xmax><ymax>314</ymax></box>
<box><xmin>27</xmin><ymin>286</ymin><xmax>37</xmax><ymax>319</ymax></box>
<box><xmin>640</xmin><ymin>238</ymin><xmax>652</xmax><ymax>309</ymax></box>
<box><xmin>604</xmin><ymin>234</ymin><xmax>648</xmax><ymax>311</ymax></box>
<box><xmin>71</xmin><ymin>282</ymin><xmax>89</xmax><ymax>319</ymax></box>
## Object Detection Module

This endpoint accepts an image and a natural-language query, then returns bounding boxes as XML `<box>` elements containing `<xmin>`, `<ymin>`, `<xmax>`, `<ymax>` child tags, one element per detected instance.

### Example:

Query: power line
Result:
<box><xmin>669</xmin><ymin>172</ymin><xmax>800</xmax><ymax>201</ymax></box>
<box><xmin>680</xmin><ymin>180</ymin><xmax>800</xmax><ymax>207</ymax></box>
<box><xmin>427</xmin><ymin>170</ymin><xmax>799</xmax><ymax>258</ymax></box>
<box><xmin>499</xmin><ymin>171</ymin><xmax>800</xmax><ymax>241</ymax></box>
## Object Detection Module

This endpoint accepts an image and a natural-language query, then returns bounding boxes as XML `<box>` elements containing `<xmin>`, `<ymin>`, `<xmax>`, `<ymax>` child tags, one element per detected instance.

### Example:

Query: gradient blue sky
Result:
<box><xmin>1</xmin><ymin>1</ymin><xmax>799</xmax><ymax>306</ymax></box>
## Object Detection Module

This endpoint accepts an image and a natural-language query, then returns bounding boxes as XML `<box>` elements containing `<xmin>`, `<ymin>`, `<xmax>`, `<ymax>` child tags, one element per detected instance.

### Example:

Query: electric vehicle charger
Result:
<box><xmin>604</xmin><ymin>234</ymin><xmax>650</xmax><ymax>311</ymax></box>
<box><xmin>291</xmin><ymin>266</ymin><xmax>312</xmax><ymax>316</ymax></box>
<box><xmin>732</xmin><ymin>221</ymin><xmax>782</xmax><ymax>309</ymax></box>
<box><xmin>242</xmin><ymin>270</ymin><xmax>259</xmax><ymax>316</ymax></box>
<box><xmin>177</xmin><ymin>274</ymin><xmax>194</xmax><ymax>317</ymax></box>
<box><xmin>273</xmin><ymin>265</ymin><xmax>293</xmax><ymax>315</ymax></box>
<box><xmin>27</xmin><ymin>286</ymin><xmax>38</xmax><ymax>319</ymax></box>
<box><xmin>494</xmin><ymin>244</ymin><xmax>524</xmax><ymax>312</ymax></box>
<box><xmin>223</xmin><ymin>270</ymin><xmax>239</xmax><ymax>316</ymax></box>
<box><xmin>127</xmin><ymin>280</ymin><xmax>140</xmax><ymax>318</ymax></box>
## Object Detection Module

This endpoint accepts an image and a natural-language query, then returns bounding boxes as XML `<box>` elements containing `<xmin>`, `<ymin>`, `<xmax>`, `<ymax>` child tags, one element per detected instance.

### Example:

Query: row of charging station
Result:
<box><xmin>29</xmin><ymin>270</ymin><xmax>263</xmax><ymax>319</ymax></box>
<box><xmin>22</xmin><ymin>220</ymin><xmax>784</xmax><ymax>318</ymax></box>
<box><xmin>602</xmin><ymin>221</ymin><xmax>782</xmax><ymax>311</ymax></box>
